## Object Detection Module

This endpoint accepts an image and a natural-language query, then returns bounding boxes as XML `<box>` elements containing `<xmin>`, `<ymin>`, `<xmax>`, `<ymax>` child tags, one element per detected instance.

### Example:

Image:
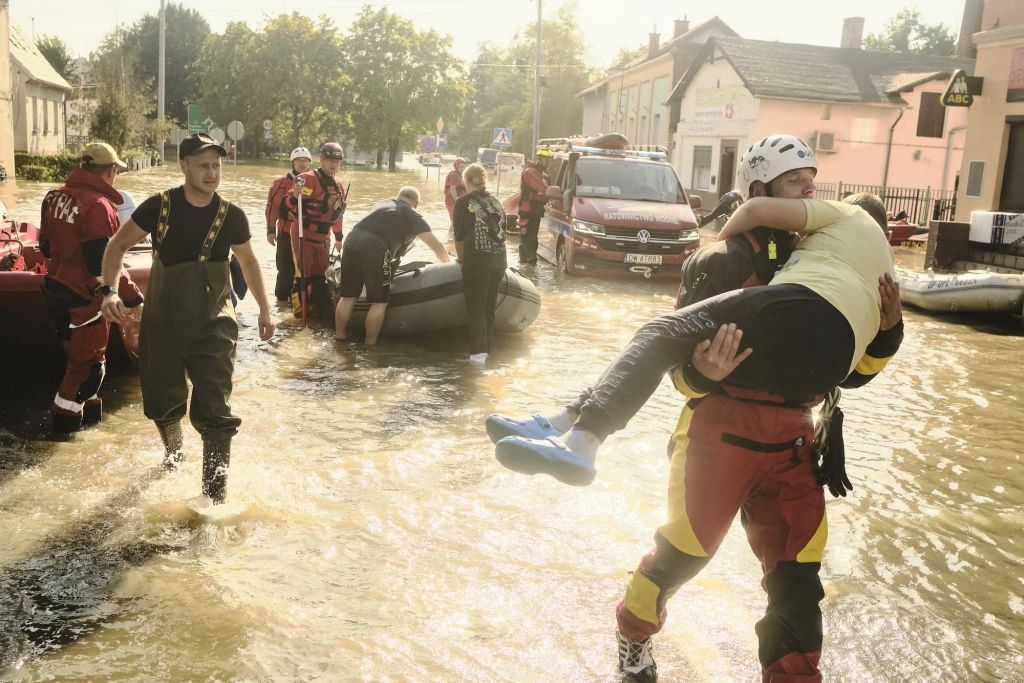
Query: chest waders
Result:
<box><xmin>139</xmin><ymin>190</ymin><xmax>241</xmax><ymax>503</ymax></box>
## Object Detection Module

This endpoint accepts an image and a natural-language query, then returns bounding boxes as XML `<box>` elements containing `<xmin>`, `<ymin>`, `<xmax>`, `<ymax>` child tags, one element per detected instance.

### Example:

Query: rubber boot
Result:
<box><xmin>157</xmin><ymin>420</ymin><xmax>185</xmax><ymax>469</ymax></box>
<box><xmin>82</xmin><ymin>398</ymin><xmax>103</xmax><ymax>426</ymax></box>
<box><xmin>201</xmin><ymin>436</ymin><xmax>231</xmax><ymax>504</ymax></box>
<box><xmin>52</xmin><ymin>409</ymin><xmax>83</xmax><ymax>435</ymax></box>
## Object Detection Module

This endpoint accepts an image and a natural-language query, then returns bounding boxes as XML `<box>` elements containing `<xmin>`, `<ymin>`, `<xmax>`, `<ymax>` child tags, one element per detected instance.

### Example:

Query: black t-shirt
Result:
<box><xmin>453</xmin><ymin>191</ymin><xmax>507</xmax><ymax>270</ymax></box>
<box><xmin>132</xmin><ymin>186</ymin><xmax>251</xmax><ymax>267</ymax></box>
<box><xmin>352</xmin><ymin>198</ymin><xmax>430</xmax><ymax>258</ymax></box>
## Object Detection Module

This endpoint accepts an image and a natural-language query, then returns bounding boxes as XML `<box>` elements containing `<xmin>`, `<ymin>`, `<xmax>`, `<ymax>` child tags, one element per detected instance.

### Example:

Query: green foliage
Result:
<box><xmin>14</xmin><ymin>150</ymin><xmax>81</xmax><ymax>182</ymax></box>
<box><xmin>88</xmin><ymin>28</ymin><xmax>159</xmax><ymax>153</ymax></box>
<box><xmin>118</xmin><ymin>2</ymin><xmax>211</xmax><ymax>123</ymax></box>
<box><xmin>343</xmin><ymin>6</ymin><xmax>468</xmax><ymax>168</ymax></box>
<box><xmin>612</xmin><ymin>43</ymin><xmax>647</xmax><ymax>68</ymax></box>
<box><xmin>459</xmin><ymin>3</ymin><xmax>596</xmax><ymax>157</ymax></box>
<box><xmin>35</xmin><ymin>35</ymin><xmax>75</xmax><ymax>84</ymax></box>
<box><xmin>864</xmin><ymin>9</ymin><xmax>958</xmax><ymax>57</ymax></box>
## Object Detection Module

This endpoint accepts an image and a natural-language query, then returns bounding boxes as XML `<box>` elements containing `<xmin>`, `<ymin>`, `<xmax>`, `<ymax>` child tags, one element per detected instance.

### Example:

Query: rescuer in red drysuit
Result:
<box><xmin>516</xmin><ymin>150</ymin><xmax>552</xmax><ymax>264</ymax></box>
<box><xmin>265</xmin><ymin>146</ymin><xmax>312</xmax><ymax>301</ymax></box>
<box><xmin>444</xmin><ymin>157</ymin><xmax>468</xmax><ymax>239</ymax></box>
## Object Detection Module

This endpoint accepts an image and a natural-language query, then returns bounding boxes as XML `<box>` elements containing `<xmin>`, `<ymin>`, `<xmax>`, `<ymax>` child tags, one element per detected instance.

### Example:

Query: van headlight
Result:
<box><xmin>679</xmin><ymin>229</ymin><xmax>699</xmax><ymax>241</ymax></box>
<box><xmin>573</xmin><ymin>219</ymin><xmax>605</xmax><ymax>236</ymax></box>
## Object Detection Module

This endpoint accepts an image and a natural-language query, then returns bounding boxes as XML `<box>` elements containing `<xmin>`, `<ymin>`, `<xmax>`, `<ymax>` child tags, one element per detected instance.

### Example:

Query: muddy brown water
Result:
<box><xmin>0</xmin><ymin>162</ymin><xmax>1022</xmax><ymax>681</ymax></box>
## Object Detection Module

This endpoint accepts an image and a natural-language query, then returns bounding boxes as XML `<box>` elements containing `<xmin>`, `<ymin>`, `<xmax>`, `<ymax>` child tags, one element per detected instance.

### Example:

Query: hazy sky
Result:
<box><xmin>13</xmin><ymin>0</ymin><xmax>969</xmax><ymax>68</ymax></box>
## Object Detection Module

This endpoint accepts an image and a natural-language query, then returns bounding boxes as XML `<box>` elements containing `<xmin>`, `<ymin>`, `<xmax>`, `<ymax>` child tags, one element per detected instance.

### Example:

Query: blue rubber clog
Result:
<box><xmin>494</xmin><ymin>436</ymin><xmax>597</xmax><ymax>486</ymax></box>
<box><xmin>485</xmin><ymin>413</ymin><xmax>562</xmax><ymax>444</ymax></box>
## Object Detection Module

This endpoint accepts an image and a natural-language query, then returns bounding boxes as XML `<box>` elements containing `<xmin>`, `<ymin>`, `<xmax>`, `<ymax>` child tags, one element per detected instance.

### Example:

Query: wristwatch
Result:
<box><xmin>98</xmin><ymin>285</ymin><xmax>117</xmax><ymax>296</ymax></box>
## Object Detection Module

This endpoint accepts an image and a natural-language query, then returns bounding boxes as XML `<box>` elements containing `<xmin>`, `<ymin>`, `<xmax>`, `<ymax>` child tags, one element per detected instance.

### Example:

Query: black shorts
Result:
<box><xmin>339</xmin><ymin>230</ymin><xmax>393</xmax><ymax>303</ymax></box>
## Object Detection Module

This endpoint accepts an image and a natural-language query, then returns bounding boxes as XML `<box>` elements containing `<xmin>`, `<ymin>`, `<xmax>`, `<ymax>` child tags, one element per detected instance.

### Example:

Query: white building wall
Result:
<box><xmin>580</xmin><ymin>90</ymin><xmax>606</xmax><ymax>137</ymax></box>
<box><xmin>15</xmin><ymin>79</ymin><xmax>65</xmax><ymax>154</ymax></box>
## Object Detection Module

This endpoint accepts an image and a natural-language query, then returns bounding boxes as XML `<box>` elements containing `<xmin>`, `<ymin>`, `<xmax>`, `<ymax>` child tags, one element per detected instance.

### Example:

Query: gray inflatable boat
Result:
<box><xmin>328</xmin><ymin>260</ymin><xmax>542</xmax><ymax>336</ymax></box>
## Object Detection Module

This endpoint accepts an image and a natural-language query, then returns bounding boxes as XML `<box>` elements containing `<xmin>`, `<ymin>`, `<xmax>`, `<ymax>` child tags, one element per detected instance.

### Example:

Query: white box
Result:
<box><xmin>970</xmin><ymin>211</ymin><xmax>1024</xmax><ymax>244</ymax></box>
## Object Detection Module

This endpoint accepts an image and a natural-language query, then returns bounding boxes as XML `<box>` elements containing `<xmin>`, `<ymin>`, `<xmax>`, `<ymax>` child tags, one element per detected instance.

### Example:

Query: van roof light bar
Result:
<box><xmin>573</xmin><ymin>146</ymin><xmax>668</xmax><ymax>160</ymax></box>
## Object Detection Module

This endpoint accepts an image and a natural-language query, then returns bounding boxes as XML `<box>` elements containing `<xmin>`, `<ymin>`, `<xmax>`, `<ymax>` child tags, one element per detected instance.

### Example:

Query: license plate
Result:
<box><xmin>624</xmin><ymin>254</ymin><xmax>663</xmax><ymax>265</ymax></box>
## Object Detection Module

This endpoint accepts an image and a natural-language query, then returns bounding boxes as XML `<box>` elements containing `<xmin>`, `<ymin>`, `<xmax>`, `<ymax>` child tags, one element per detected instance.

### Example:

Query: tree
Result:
<box><xmin>88</xmin><ymin>28</ymin><xmax>161</xmax><ymax>152</ymax></box>
<box><xmin>343</xmin><ymin>6</ymin><xmax>469</xmax><ymax>169</ymax></box>
<box><xmin>459</xmin><ymin>3</ymin><xmax>595</xmax><ymax>156</ymax></box>
<box><xmin>36</xmin><ymin>35</ymin><xmax>75</xmax><ymax>84</ymax></box>
<box><xmin>119</xmin><ymin>2</ymin><xmax>210</xmax><ymax>123</ymax></box>
<box><xmin>612</xmin><ymin>43</ymin><xmax>647</xmax><ymax>68</ymax></box>
<box><xmin>864</xmin><ymin>9</ymin><xmax>958</xmax><ymax>57</ymax></box>
<box><xmin>260</xmin><ymin>13</ymin><xmax>350</xmax><ymax>151</ymax></box>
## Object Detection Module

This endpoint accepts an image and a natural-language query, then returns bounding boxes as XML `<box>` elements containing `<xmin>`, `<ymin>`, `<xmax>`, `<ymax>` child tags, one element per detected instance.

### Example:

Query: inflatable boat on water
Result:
<box><xmin>328</xmin><ymin>260</ymin><xmax>542</xmax><ymax>336</ymax></box>
<box><xmin>897</xmin><ymin>268</ymin><xmax>1024</xmax><ymax>313</ymax></box>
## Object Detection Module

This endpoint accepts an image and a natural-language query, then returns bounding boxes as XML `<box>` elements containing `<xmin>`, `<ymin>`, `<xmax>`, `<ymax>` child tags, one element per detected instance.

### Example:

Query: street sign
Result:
<box><xmin>187</xmin><ymin>104</ymin><xmax>214</xmax><ymax>134</ymax></box>
<box><xmin>209</xmin><ymin>127</ymin><xmax>226</xmax><ymax>144</ymax></box>
<box><xmin>420</xmin><ymin>136</ymin><xmax>436</xmax><ymax>153</ymax></box>
<box><xmin>263</xmin><ymin>118</ymin><xmax>273</xmax><ymax>130</ymax></box>
<box><xmin>493</xmin><ymin>127</ymin><xmax>512</xmax><ymax>147</ymax></box>
<box><xmin>437</xmin><ymin>133</ymin><xmax>447</xmax><ymax>148</ymax></box>
<box><xmin>941</xmin><ymin>69</ymin><xmax>973</xmax><ymax>107</ymax></box>
<box><xmin>264</xmin><ymin>129</ymin><xmax>273</xmax><ymax>140</ymax></box>
<box><xmin>436</xmin><ymin>117</ymin><xmax>444</xmax><ymax>133</ymax></box>
<box><xmin>227</xmin><ymin>120</ymin><xmax>245</xmax><ymax>140</ymax></box>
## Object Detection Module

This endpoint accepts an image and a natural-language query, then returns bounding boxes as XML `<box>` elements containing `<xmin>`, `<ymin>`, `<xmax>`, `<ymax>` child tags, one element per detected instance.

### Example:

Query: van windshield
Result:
<box><xmin>479</xmin><ymin>149</ymin><xmax>498</xmax><ymax>164</ymax></box>
<box><xmin>574</xmin><ymin>158</ymin><xmax>686</xmax><ymax>203</ymax></box>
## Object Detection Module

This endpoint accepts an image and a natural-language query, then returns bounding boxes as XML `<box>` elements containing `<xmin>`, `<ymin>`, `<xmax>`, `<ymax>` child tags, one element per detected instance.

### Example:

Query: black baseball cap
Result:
<box><xmin>180</xmin><ymin>133</ymin><xmax>227</xmax><ymax>158</ymax></box>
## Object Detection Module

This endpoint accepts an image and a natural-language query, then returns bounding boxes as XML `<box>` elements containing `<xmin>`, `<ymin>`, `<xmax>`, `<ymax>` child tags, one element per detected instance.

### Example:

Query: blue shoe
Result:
<box><xmin>495</xmin><ymin>436</ymin><xmax>597</xmax><ymax>486</ymax></box>
<box><xmin>485</xmin><ymin>413</ymin><xmax>562</xmax><ymax>444</ymax></box>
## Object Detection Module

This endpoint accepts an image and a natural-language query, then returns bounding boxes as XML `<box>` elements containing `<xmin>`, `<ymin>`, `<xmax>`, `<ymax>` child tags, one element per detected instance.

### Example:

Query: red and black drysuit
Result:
<box><xmin>39</xmin><ymin>168</ymin><xmax>143</xmax><ymax>433</ymax></box>
<box><xmin>564</xmin><ymin>227</ymin><xmax>903</xmax><ymax>682</ymax></box>
<box><xmin>265</xmin><ymin>171</ymin><xmax>298</xmax><ymax>301</ymax></box>
<box><xmin>516</xmin><ymin>160</ymin><xmax>548</xmax><ymax>264</ymax></box>
<box><xmin>444</xmin><ymin>169</ymin><xmax>467</xmax><ymax>226</ymax></box>
<box><xmin>286</xmin><ymin>168</ymin><xmax>345</xmax><ymax>318</ymax></box>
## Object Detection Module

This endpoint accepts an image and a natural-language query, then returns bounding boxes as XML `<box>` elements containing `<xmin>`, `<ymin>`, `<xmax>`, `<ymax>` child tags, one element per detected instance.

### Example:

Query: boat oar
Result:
<box><xmin>296</xmin><ymin>177</ymin><xmax>307</xmax><ymax>330</ymax></box>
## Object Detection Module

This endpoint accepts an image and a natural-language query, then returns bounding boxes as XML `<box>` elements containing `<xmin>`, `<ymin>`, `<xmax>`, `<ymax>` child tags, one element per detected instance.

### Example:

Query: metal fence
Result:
<box><xmin>815</xmin><ymin>181</ymin><xmax>956</xmax><ymax>224</ymax></box>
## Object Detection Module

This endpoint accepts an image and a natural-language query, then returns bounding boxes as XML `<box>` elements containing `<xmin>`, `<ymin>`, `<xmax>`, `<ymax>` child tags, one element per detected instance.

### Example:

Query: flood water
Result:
<box><xmin>1</xmin><ymin>161</ymin><xmax>1022</xmax><ymax>682</ymax></box>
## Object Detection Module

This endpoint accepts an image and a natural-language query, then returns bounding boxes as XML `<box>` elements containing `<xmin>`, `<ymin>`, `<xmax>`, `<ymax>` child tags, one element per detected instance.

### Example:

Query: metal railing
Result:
<box><xmin>815</xmin><ymin>181</ymin><xmax>956</xmax><ymax>224</ymax></box>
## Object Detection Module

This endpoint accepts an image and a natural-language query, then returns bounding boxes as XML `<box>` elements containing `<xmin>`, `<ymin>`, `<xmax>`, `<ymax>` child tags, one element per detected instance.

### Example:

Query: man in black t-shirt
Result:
<box><xmin>334</xmin><ymin>186</ymin><xmax>450</xmax><ymax>346</ymax></box>
<box><xmin>100</xmin><ymin>132</ymin><xmax>276</xmax><ymax>505</ymax></box>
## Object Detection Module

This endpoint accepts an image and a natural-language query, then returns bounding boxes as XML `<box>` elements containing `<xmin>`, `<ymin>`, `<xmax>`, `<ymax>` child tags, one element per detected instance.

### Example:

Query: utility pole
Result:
<box><xmin>157</xmin><ymin>0</ymin><xmax>166</xmax><ymax>122</ymax></box>
<box><xmin>532</xmin><ymin>0</ymin><xmax>541</xmax><ymax>158</ymax></box>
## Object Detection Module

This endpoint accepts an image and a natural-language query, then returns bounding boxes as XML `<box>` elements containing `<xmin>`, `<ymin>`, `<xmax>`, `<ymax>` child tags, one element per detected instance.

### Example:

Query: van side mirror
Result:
<box><xmin>546</xmin><ymin>186</ymin><xmax>562</xmax><ymax>199</ymax></box>
<box><xmin>688</xmin><ymin>195</ymin><xmax>702</xmax><ymax>209</ymax></box>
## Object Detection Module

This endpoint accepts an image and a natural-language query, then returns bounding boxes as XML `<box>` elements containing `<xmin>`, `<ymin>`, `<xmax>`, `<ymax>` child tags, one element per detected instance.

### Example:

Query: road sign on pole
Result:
<box><xmin>187</xmin><ymin>104</ymin><xmax>214</xmax><ymax>134</ymax></box>
<box><xmin>208</xmin><ymin>127</ymin><xmax>225</xmax><ymax>144</ymax></box>
<box><xmin>493</xmin><ymin>128</ymin><xmax>512</xmax><ymax>147</ymax></box>
<box><xmin>227</xmin><ymin>120</ymin><xmax>245</xmax><ymax>140</ymax></box>
<box><xmin>437</xmin><ymin>117</ymin><xmax>444</xmax><ymax>133</ymax></box>
<box><xmin>420</xmin><ymin>136</ymin><xmax>436</xmax><ymax>154</ymax></box>
<box><xmin>264</xmin><ymin>129</ymin><xmax>273</xmax><ymax>140</ymax></box>
<box><xmin>437</xmin><ymin>133</ymin><xmax>447</xmax><ymax>148</ymax></box>
<box><xmin>263</xmin><ymin>118</ymin><xmax>273</xmax><ymax>130</ymax></box>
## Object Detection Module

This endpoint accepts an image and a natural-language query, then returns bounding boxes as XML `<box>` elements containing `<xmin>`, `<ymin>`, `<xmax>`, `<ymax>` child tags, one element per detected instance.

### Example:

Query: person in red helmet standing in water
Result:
<box><xmin>39</xmin><ymin>142</ymin><xmax>144</xmax><ymax>434</ymax></box>
<box><xmin>444</xmin><ymin>158</ymin><xmax>467</xmax><ymax>240</ymax></box>
<box><xmin>287</xmin><ymin>142</ymin><xmax>347</xmax><ymax>318</ymax></box>
<box><xmin>265</xmin><ymin>147</ymin><xmax>311</xmax><ymax>301</ymax></box>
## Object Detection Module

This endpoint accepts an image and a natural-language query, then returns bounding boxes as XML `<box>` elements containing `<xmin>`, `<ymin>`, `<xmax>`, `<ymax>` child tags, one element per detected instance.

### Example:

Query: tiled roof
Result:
<box><xmin>669</xmin><ymin>36</ymin><xmax>975</xmax><ymax>105</ymax></box>
<box><xmin>9</xmin><ymin>21</ymin><xmax>73</xmax><ymax>92</ymax></box>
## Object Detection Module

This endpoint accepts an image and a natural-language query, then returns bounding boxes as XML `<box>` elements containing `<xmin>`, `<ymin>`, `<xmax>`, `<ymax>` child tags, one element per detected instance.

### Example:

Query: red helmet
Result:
<box><xmin>454</xmin><ymin>157</ymin><xmax>467</xmax><ymax>169</ymax></box>
<box><xmin>319</xmin><ymin>142</ymin><xmax>345</xmax><ymax>160</ymax></box>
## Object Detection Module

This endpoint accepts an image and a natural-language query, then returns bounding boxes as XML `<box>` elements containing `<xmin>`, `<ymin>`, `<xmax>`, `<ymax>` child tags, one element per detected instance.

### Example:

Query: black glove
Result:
<box><xmin>814</xmin><ymin>406</ymin><xmax>853</xmax><ymax>498</ymax></box>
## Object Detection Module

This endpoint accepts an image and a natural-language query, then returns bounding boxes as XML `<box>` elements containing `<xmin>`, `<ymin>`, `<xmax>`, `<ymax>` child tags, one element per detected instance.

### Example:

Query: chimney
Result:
<box><xmin>958</xmin><ymin>0</ymin><xmax>983</xmax><ymax>58</ymax></box>
<box><xmin>648</xmin><ymin>31</ymin><xmax>661</xmax><ymax>58</ymax></box>
<box><xmin>674</xmin><ymin>17</ymin><xmax>690</xmax><ymax>39</ymax></box>
<box><xmin>840</xmin><ymin>17</ymin><xmax>864</xmax><ymax>49</ymax></box>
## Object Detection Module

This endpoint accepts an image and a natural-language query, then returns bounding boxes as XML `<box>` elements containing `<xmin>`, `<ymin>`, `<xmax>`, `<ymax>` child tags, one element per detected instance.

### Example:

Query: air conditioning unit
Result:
<box><xmin>808</xmin><ymin>131</ymin><xmax>839</xmax><ymax>153</ymax></box>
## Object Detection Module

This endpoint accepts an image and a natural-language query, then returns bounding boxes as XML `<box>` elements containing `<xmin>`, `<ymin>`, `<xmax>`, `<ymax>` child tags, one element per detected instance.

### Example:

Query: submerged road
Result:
<box><xmin>1</xmin><ymin>162</ymin><xmax>1022</xmax><ymax>681</ymax></box>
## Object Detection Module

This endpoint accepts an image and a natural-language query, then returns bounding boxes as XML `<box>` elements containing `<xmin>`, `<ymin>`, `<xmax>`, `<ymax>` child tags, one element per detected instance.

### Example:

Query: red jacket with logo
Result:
<box><xmin>287</xmin><ymin>168</ymin><xmax>346</xmax><ymax>241</ymax></box>
<box><xmin>266</xmin><ymin>171</ymin><xmax>299</xmax><ymax>235</ymax></box>
<box><xmin>41</xmin><ymin>168</ymin><xmax>140</xmax><ymax>303</ymax></box>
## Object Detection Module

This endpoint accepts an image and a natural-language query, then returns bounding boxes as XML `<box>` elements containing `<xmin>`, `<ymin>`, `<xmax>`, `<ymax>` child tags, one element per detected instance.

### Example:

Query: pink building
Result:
<box><xmin>666</xmin><ymin>32</ymin><xmax>974</xmax><ymax>216</ymax></box>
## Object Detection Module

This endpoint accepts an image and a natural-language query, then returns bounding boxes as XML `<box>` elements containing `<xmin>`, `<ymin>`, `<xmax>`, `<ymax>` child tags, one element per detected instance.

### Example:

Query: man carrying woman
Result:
<box><xmin>453</xmin><ymin>163</ymin><xmax>507</xmax><ymax>364</ymax></box>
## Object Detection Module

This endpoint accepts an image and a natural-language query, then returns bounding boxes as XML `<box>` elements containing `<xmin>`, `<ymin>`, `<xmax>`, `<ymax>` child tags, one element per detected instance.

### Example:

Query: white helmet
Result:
<box><xmin>739</xmin><ymin>135</ymin><xmax>817</xmax><ymax>197</ymax></box>
<box><xmin>290</xmin><ymin>147</ymin><xmax>312</xmax><ymax>162</ymax></box>
<box><xmin>117</xmin><ymin>191</ymin><xmax>136</xmax><ymax>227</ymax></box>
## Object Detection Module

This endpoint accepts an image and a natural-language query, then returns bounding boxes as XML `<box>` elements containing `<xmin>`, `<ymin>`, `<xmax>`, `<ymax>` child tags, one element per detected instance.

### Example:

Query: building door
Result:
<box><xmin>719</xmin><ymin>141</ymin><xmax>737</xmax><ymax>195</ymax></box>
<box><xmin>999</xmin><ymin>123</ymin><xmax>1024</xmax><ymax>213</ymax></box>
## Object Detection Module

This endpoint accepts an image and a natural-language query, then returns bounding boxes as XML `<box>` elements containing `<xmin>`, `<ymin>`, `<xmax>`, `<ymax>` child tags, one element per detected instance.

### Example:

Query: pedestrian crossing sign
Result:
<box><xmin>493</xmin><ymin>128</ymin><xmax>512</xmax><ymax>147</ymax></box>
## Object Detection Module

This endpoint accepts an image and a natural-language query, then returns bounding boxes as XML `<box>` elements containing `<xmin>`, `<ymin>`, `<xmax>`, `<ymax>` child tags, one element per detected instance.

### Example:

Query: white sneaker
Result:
<box><xmin>616</xmin><ymin>629</ymin><xmax>657</xmax><ymax>681</ymax></box>
<box><xmin>469</xmin><ymin>353</ymin><xmax>488</xmax><ymax>364</ymax></box>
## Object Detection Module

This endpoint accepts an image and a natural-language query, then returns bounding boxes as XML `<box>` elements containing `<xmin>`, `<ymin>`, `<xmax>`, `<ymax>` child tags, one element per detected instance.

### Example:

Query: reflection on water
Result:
<box><xmin>1</xmin><ymin>163</ymin><xmax>1022</xmax><ymax>681</ymax></box>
